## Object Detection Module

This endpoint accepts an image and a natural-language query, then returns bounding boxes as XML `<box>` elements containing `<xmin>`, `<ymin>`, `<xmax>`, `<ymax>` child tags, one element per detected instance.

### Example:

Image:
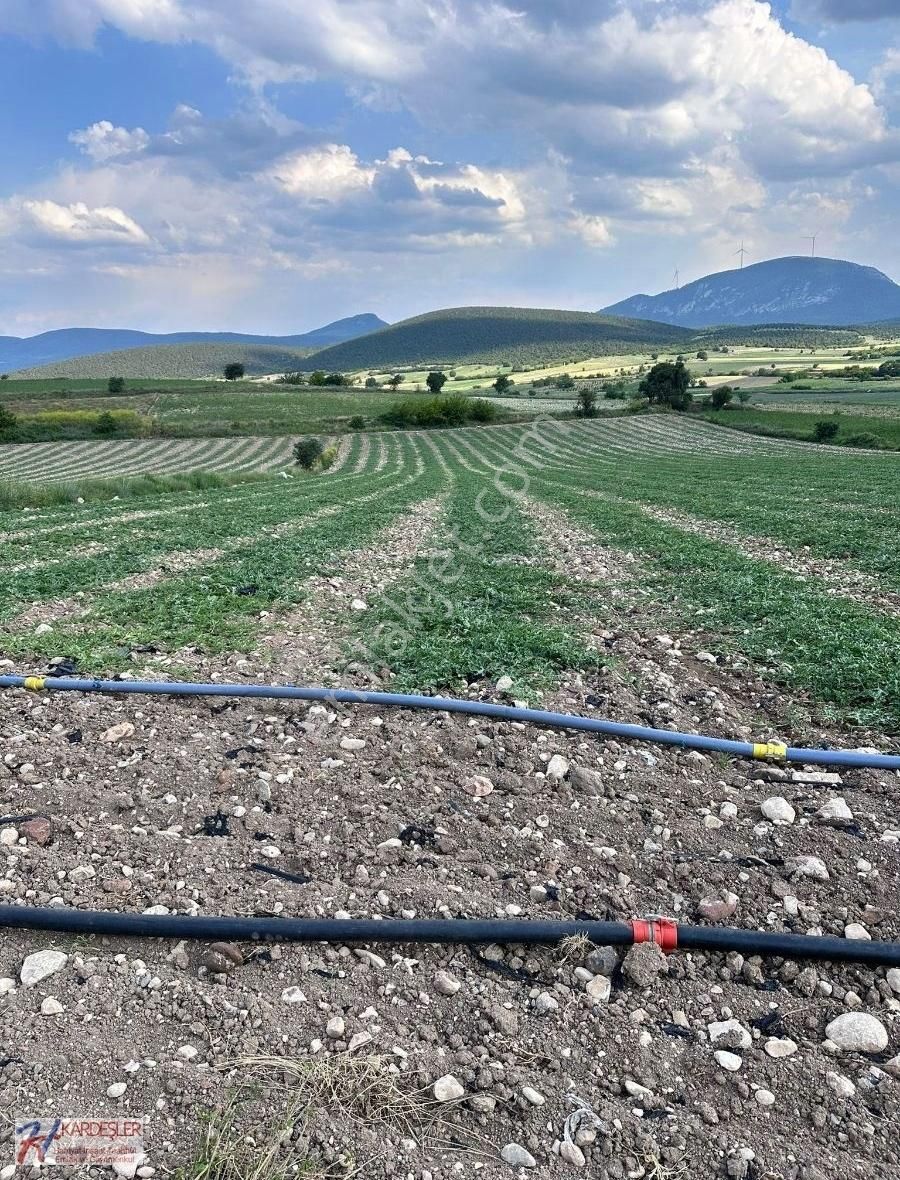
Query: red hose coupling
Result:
<box><xmin>630</xmin><ymin>917</ymin><xmax>679</xmax><ymax>953</ymax></box>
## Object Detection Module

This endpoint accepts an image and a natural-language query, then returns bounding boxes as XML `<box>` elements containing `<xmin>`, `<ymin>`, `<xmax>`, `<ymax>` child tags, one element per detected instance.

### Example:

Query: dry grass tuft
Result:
<box><xmin>557</xmin><ymin>932</ymin><xmax>592</xmax><ymax>963</ymax></box>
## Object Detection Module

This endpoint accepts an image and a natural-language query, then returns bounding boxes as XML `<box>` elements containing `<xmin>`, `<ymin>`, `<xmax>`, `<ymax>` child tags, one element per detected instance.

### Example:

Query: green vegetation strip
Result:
<box><xmin>357</xmin><ymin>464</ymin><xmax>602</xmax><ymax>692</ymax></box>
<box><xmin>702</xmin><ymin>408</ymin><xmax>900</xmax><ymax>450</ymax></box>
<box><xmin>531</xmin><ymin>473</ymin><xmax>900</xmax><ymax>732</ymax></box>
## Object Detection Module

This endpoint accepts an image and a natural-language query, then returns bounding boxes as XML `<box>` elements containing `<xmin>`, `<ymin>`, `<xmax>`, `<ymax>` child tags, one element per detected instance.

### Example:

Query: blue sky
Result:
<box><xmin>0</xmin><ymin>0</ymin><xmax>898</xmax><ymax>335</ymax></box>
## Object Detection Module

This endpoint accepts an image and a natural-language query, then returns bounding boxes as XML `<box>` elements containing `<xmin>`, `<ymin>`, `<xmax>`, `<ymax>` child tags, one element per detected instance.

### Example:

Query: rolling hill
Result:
<box><xmin>12</xmin><ymin>342</ymin><xmax>322</xmax><ymax>380</ymax></box>
<box><xmin>1</xmin><ymin>313</ymin><xmax>387</xmax><ymax>374</ymax></box>
<box><xmin>603</xmin><ymin>257</ymin><xmax>900</xmax><ymax>328</ymax></box>
<box><xmin>304</xmin><ymin>307</ymin><xmax>693</xmax><ymax>370</ymax></box>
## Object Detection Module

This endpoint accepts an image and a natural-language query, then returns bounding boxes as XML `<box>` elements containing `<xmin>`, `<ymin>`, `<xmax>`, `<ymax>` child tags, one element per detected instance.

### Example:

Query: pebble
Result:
<box><xmin>20</xmin><ymin>949</ymin><xmax>68</xmax><ymax>987</ymax></box>
<box><xmin>500</xmin><ymin>1143</ymin><xmax>537</xmax><ymax>1169</ymax></box>
<box><xmin>463</xmin><ymin>775</ymin><xmax>494</xmax><ymax>797</ymax></box>
<box><xmin>521</xmin><ymin>1086</ymin><xmax>545</xmax><ymax>1106</ymax></box>
<box><xmin>534</xmin><ymin>991</ymin><xmax>559</xmax><ymax>1014</ymax></box>
<box><xmin>496</xmin><ymin>675</ymin><xmax>514</xmax><ymax>693</ymax></box>
<box><xmin>825</xmin><ymin>1012</ymin><xmax>888</xmax><ymax>1053</ymax></box>
<box><xmin>755</xmin><ymin>1088</ymin><xmax>775</xmax><ymax>1107</ymax></box>
<box><xmin>886</xmin><ymin>968</ymin><xmax>900</xmax><ymax>995</ymax></box>
<box><xmin>787</xmin><ymin>855</ymin><xmax>830</xmax><ymax>881</ymax></box>
<box><xmin>560</xmin><ymin>1141</ymin><xmax>586</xmax><ymax>1167</ymax></box>
<box><xmin>844</xmin><ymin>923</ymin><xmax>871</xmax><ymax>941</ymax></box>
<box><xmin>584</xmin><ymin>946</ymin><xmax>618</xmax><ymax>975</ymax></box>
<box><xmin>469</xmin><ymin>1094</ymin><xmax>497</xmax><ymax>1113</ymax></box>
<box><xmin>34</xmin><ymin>622</ymin><xmax>53</xmax><ymax>635</ymax></box>
<box><xmin>40</xmin><ymin>996</ymin><xmax>64</xmax><ymax>1015</ymax></box>
<box><xmin>433</xmin><ymin>1074</ymin><xmax>465</xmax><ymax>1103</ymax></box>
<box><xmin>817</xmin><ymin>797</ymin><xmax>853</xmax><ymax>822</ymax></box>
<box><xmin>100</xmin><ymin>721</ymin><xmax>135</xmax><ymax>743</ymax></box>
<box><xmin>761</xmin><ymin>796</ymin><xmax>795</xmax><ymax>825</ymax></box>
<box><xmin>708</xmin><ymin>1019</ymin><xmax>752</xmax><ymax>1050</ymax></box>
<box><xmin>0</xmin><ymin>827</ymin><xmax>17</xmax><ymax>846</ymax></box>
<box><xmin>106</xmin><ymin>1082</ymin><xmax>128</xmax><ymax>1098</ymax></box>
<box><xmin>826</xmin><ymin>1071</ymin><xmax>856</xmax><ymax>1098</ymax></box>
<box><xmin>433</xmin><ymin>970</ymin><xmax>461</xmax><ymax>996</ymax></box>
<box><xmin>585</xmin><ymin>975</ymin><xmax>611</xmax><ymax>1003</ymax></box>
<box><xmin>20</xmin><ymin>816</ymin><xmax>51</xmax><ymax>845</ymax></box>
<box><xmin>326</xmin><ymin>1016</ymin><xmax>346</xmax><ymax>1039</ymax></box>
<box><xmin>0</xmin><ymin>978</ymin><xmax>15</xmax><ymax>995</ymax></box>
<box><xmin>546</xmin><ymin>754</ymin><xmax>569</xmax><ymax>780</ymax></box>
<box><xmin>350</xmin><ymin>598</ymin><xmax>367</xmax><ymax>611</ymax></box>
<box><xmin>281</xmin><ymin>987</ymin><xmax>307</xmax><ymax>1004</ymax></box>
<box><xmin>348</xmin><ymin>1031</ymin><xmax>372</xmax><ymax>1052</ymax></box>
<box><xmin>791</xmin><ymin>770</ymin><xmax>842</xmax><ymax>786</ymax></box>
<box><xmin>714</xmin><ymin>1050</ymin><xmax>743</xmax><ymax>1072</ymax></box>
<box><xmin>698</xmin><ymin>893</ymin><xmax>739</xmax><ymax>922</ymax></box>
<box><xmin>764</xmin><ymin>1037</ymin><xmax>798</xmax><ymax>1058</ymax></box>
<box><xmin>176</xmin><ymin>1045</ymin><xmax>199</xmax><ymax>1060</ymax></box>
<box><xmin>339</xmin><ymin>736</ymin><xmax>366</xmax><ymax>751</ymax></box>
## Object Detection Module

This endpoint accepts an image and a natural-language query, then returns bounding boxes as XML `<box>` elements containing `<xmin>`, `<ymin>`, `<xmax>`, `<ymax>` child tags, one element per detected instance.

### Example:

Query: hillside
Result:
<box><xmin>305</xmin><ymin>306</ymin><xmax>693</xmax><ymax>369</ymax></box>
<box><xmin>603</xmin><ymin>257</ymin><xmax>900</xmax><ymax>328</ymax></box>
<box><xmin>13</xmin><ymin>342</ymin><xmax>319</xmax><ymax>380</ymax></box>
<box><xmin>1</xmin><ymin>314</ymin><xmax>387</xmax><ymax>374</ymax></box>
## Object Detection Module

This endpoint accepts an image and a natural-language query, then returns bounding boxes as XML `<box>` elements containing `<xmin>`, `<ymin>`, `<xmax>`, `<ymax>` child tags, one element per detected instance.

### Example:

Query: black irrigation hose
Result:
<box><xmin>1</xmin><ymin>906</ymin><xmax>899</xmax><ymax>966</ymax></box>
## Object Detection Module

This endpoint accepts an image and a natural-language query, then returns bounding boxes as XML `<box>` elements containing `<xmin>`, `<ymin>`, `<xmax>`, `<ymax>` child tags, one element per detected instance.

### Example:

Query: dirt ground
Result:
<box><xmin>1</xmin><ymin>506</ymin><xmax>899</xmax><ymax>1179</ymax></box>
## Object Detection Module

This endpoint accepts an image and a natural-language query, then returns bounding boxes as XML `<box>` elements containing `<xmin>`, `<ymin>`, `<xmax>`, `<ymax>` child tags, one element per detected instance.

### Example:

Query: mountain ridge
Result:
<box><xmin>0</xmin><ymin>314</ymin><xmax>388</xmax><ymax>374</ymax></box>
<box><xmin>602</xmin><ymin>256</ymin><xmax>900</xmax><ymax>328</ymax></box>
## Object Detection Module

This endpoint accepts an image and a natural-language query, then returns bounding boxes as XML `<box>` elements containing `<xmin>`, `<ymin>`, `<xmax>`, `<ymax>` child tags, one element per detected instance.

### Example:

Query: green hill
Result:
<box><xmin>305</xmin><ymin>306</ymin><xmax>693</xmax><ymax>369</ymax></box>
<box><xmin>13</xmin><ymin>341</ymin><xmax>316</xmax><ymax>380</ymax></box>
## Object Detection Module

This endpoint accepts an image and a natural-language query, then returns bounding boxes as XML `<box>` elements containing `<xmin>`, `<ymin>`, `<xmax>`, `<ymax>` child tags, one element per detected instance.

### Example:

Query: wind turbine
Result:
<box><xmin>673</xmin><ymin>267</ymin><xmax>680</xmax><ymax>290</ymax></box>
<box><xmin>734</xmin><ymin>241</ymin><xmax>749</xmax><ymax>269</ymax></box>
<box><xmin>804</xmin><ymin>233</ymin><xmax>818</xmax><ymax>258</ymax></box>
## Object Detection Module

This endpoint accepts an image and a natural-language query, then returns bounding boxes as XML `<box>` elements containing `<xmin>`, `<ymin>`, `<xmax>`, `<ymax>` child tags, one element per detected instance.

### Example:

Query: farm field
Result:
<box><xmin>3</xmin><ymin>413</ymin><xmax>900</xmax><ymax>1179</ymax></box>
<box><xmin>703</xmin><ymin>407</ymin><xmax>900</xmax><ymax>449</ymax></box>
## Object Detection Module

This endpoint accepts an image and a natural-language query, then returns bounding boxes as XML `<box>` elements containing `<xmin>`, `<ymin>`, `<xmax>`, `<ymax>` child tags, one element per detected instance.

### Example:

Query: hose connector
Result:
<box><xmin>23</xmin><ymin>676</ymin><xmax>46</xmax><ymax>692</ymax></box>
<box><xmin>752</xmin><ymin>740</ymin><xmax>787</xmax><ymax>761</ymax></box>
<box><xmin>630</xmin><ymin>917</ymin><xmax>679</xmax><ymax>953</ymax></box>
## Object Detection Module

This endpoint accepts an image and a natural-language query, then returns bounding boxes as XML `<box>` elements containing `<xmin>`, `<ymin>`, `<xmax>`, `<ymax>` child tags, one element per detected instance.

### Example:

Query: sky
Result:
<box><xmin>1</xmin><ymin>0</ymin><xmax>899</xmax><ymax>336</ymax></box>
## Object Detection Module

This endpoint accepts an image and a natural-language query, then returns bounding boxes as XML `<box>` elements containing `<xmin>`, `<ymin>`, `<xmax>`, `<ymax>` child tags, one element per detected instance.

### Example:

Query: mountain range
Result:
<box><xmin>602</xmin><ymin>257</ymin><xmax>900</xmax><ymax>328</ymax></box>
<box><xmin>0</xmin><ymin>314</ymin><xmax>387</xmax><ymax>374</ymax></box>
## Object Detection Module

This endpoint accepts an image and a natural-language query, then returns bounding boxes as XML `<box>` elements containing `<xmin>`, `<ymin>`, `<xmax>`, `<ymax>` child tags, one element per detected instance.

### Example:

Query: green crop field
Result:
<box><xmin>2</xmin><ymin>414</ymin><xmax>898</xmax><ymax>735</ymax></box>
<box><xmin>702</xmin><ymin>407</ymin><xmax>900</xmax><ymax>449</ymax></box>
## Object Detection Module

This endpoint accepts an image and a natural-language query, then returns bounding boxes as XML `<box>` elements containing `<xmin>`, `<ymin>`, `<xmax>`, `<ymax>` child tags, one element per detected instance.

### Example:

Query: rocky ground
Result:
<box><xmin>1</xmin><ymin>504</ymin><xmax>899</xmax><ymax>1179</ymax></box>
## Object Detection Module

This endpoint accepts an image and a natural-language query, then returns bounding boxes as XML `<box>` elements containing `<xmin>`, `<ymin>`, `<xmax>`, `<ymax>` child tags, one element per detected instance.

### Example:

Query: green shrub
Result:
<box><xmin>381</xmin><ymin>395</ymin><xmax>497</xmax><ymax>429</ymax></box>
<box><xmin>575</xmin><ymin>386</ymin><xmax>598</xmax><ymax>418</ymax></box>
<box><xmin>317</xmin><ymin>444</ymin><xmax>338</xmax><ymax>470</ymax></box>
<box><xmin>813</xmin><ymin>420</ymin><xmax>840</xmax><ymax>443</ymax></box>
<box><xmin>0</xmin><ymin>404</ymin><xmax>17</xmax><ymax>438</ymax></box>
<box><xmin>108</xmin><ymin>376</ymin><xmax>125</xmax><ymax>393</ymax></box>
<box><xmin>844</xmin><ymin>432</ymin><xmax>881</xmax><ymax>448</ymax></box>
<box><xmin>349</xmin><ymin>415</ymin><xmax>366</xmax><ymax>429</ymax></box>
<box><xmin>293</xmin><ymin>437</ymin><xmax>324</xmax><ymax>468</ymax></box>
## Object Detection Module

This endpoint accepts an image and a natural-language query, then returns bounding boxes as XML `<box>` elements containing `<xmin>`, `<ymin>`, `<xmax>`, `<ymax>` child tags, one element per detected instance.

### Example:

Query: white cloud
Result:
<box><xmin>70</xmin><ymin>120</ymin><xmax>150</xmax><ymax>162</ymax></box>
<box><xmin>570</xmin><ymin>214</ymin><xmax>614</xmax><ymax>248</ymax></box>
<box><xmin>272</xmin><ymin>144</ymin><xmax>374</xmax><ymax>200</ymax></box>
<box><xmin>19</xmin><ymin>199</ymin><xmax>150</xmax><ymax>244</ymax></box>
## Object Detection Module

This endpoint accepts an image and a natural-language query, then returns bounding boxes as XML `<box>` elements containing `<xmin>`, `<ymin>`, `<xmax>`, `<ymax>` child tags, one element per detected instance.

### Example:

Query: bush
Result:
<box><xmin>845</xmin><ymin>432</ymin><xmax>881</xmax><ymax>448</ymax></box>
<box><xmin>108</xmin><ymin>376</ymin><xmax>125</xmax><ymax>393</ymax></box>
<box><xmin>426</xmin><ymin>371</ymin><xmax>448</xmax><ymax>394</ymax></box>
<box><xmin>0</xmin><ymin>404</ymin><xmax>17</xmax><ymax>438</ymax></box>
<box><xmin>93</xmin><ymin>411</ymin><xmax>118</xmax><ymax>436</ymax></box>
<box><xmin>639</xmin><ymin>360</ymin><xmax>692</xmax><ymax>410</ymax></box>
<box><xmin>277</xmin><ymin>372</ymin><xmax>305</xmax><ymax>385</ymax></box>
<box><xmin>575</xmin><ymin>386</ymin><xmax>598</xmax><ymax>418</ymax></box>
<box><xmin>294</xmin><ymin>437</ymin><xmax>324</xmax><ymax>468</ymax></box>
<box><xmin>381</xmin><ymin>395</ymin><xmax>497</xmax><ymax>429</ymax></box>
<box><xmin>318</xmin><ymin>444</ymin><xmax>338</xmax><ymax>470</ymax></box>
<box><xmin>493</xmin><ymin>374</ymin><xmax>513</xmax><ymax>394</ymax></box>
<box><xmin>555</xmin><ymin>374</ymin><xmax>575</xmax><ymax>390</ymax></box>
<box><xmin>349</xmin><ymin>415</ymin><xmax>366</xmax><ymax>429</ymax></box>
<box><xmin>224</xmin><ymin>363</ymin><xmax>245</xmax><ymax>381</ymax></box>
<box><xmin>364</xmin><ymin>377</ymin><xmax>378</xmax><ymax>388</ymax></box>
<box><xmin>813</xmin><ymin>420</ymin><xmax>840</xmax><ymax>443</ymax></box>
<box><xmin>709</xmin><ymin>385</ymin><xmax>734</xmax><ymax>409</ymax></box>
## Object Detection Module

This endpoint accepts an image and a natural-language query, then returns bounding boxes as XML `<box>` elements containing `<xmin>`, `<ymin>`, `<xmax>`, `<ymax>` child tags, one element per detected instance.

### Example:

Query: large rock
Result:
<box><xmin>825</xmin><ymin>1013</ymin><xmax>888</xmax><ymax>1053</ymax></box>
<box><xmin>500</xmin><ymin>1144</ymin><xmax>537</xmax><ymax>1168</ymax></box>
<box><xmin>621</xmin><ymin>942</ymin><xmax>667</xmax><ymax>988</ymax></box>
<box><xmin>433</xmin><ymin>1074</ymin><xmax>465</xmax><ymax>1103</ymax></box>
<box><xmin>20</xmin><ymin>950</ymin><xmax>68</xmax><ymax>988</ymax></box>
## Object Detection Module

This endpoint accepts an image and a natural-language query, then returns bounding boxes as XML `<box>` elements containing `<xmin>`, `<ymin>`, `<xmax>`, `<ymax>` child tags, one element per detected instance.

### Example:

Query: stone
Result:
<box><xmin>40</xmin><ymin>996</ymin><xmax>64</xmax><ymax>1015</ymax></box>
<box><xmin>714</xmin><ymin>1050</ymin><xmax>743</xmax><ymax>1072</ymax></box>
<box><xmin>761</xmin><ymin>796</ymin><xmax>795</xmax><ymax>825</ymax></box>
<box><xmin>727</xmin><ymin>1147</ymin><xmax>756</xmax><ymax>1180</ymax></box>
<box><xmin>546</xmin><ymin>754</ymin><xmax>569</xmax><ymax>780</ymax></box>
<box><xmin>825</xmin><ymin>1012</ymin><xmax>888</xmax><ymax>1053</ymax></box>
<box><xmin>500</xmin><ymin>1144</ymin><xmax>537</xmax><ymax>1169</ymax></box>
<box><xmin>817</xmin><ymin>797</ymin><xmax>853</xmax><ymax>822</ymax></box>
<box><xmin>585</xmin><ymin>975</ymin><xmax>611</xmax><ymax>1003</ymax></box>
<box><xmin>708</xmin><ymin>1019</ymin><xmax>752</xmax><ymax>1050</ymax></box>
<box><xmin>844</xmin><ymin>923</ymin><xmax>871</xmax><ymax>941</ymax></box>
<box><xmin>569</xmin><ymin>765</ymin><xmax>605</xmax><ymax>793</ymax></box>
<box><xmin>791</xmin><ymin>770</ymin><xmax>842</xmax><ymax>787</ymax></box>
<box><xmin>0</xmin><ymin>827</ymin><xmax>18</xmax><ymax>846</ymax></box>
<box><xmin>698</xmin><ymin>893</ymin><xmax>739</xmax><ymax>922</ymax></box>
<box><xmin>0</xmin><ymin>979</ymin><xmax>15</xmax><ymax>995</ymax></box>
<box><xmin>755</xmin><ymin>1089</ymin><xmax>775</xmax><ymax>1107</ymax></box>
<box><xmin>584</xmin><ymin>945</ymin><xmax>618</xmax><ymax>975</ymax></box>
<box><xmin>433</xmin><ymin>1074</ymin><xmax>465</xmax><ymax>1103</ymax></box>
<box><xmin>534</xmin><ymin>991</ymin><xmax>559</xmax><ymax>1014</ymax></box>
<box><xmin>34</xmin><ymin>623</ymin><xmax>53</xmax><ymax>636</ymax></box>
<box><xmin>20</xmin><ymin>816</ymin><xmax>51</xmax><ymax>845</ymax></box>
<box><xmin>106</xmin><ymin>1082</ymin><xmax>128</xmax><ymax>1098</ymax></box>
<box><xmin>886</xmin><ymin>968</ymin><xmax>900</xmax><ymax>995</ymax></box>
<box><xmin>350</xmin><ymin>598</ymin><xmax>367</xmax><ymax>611</ymax></box>
<box><xmin>521</xmin><ymin>1086</ymin><xmax>545</xmax><ymax>1106</ymax></box>
<box><xmin>621</xmin><ymin>942</ymin><xmax>667</xmax><ymax>988</ymax></box>
<box><xmin>340</xmin><ymin>737</ymin><xmax>366</xmax><ymax>751</ymax></box>
<box><xmin>826</xmin><ymin>1071</ymin><xmax>856</xmax><ymax>1098</ymax></box>
<box><xmin>764</xmin><ymin>1037</ymin><xmax>798</xmax><ymax>1058</ymax></box>
<box><xmin>433</xmin><ymin>970</ymin><xmax>461</xmax><ymax>996</ymax></box>
<box><xmin>490</xmin><ymin>1004</ymin><xmax>519</xmax><ymax>1035</ymax></box>
<box><xmin>787</xmin><ymin>855</ymin><xmax>830</xmax><ymax>881</ymax></box>
<box><xmin>560</xmin><ymin>1141</ymin><xmax>586</xmax><ymax>1167</ymax></box>
<box><xmin>176</xmin><ymin>1045</ymin><xmax>199</xmax><ymax>1060</ymax></box>
<box><xmin>496</xmin><ymin>675</ymin><xmax>514</xmax><ymax>693</ymax></box>
<box><xmin>469</xmin><ymin>1094</ymin><xmax>497</xmax><ymax>1113</ymax></box>
<box><xmin>326</xmin><ymin>1016</ymin><xmax>345</xmax><ymax>1039</ymax></box>
<box><xmin>20</xmin><ymin>950</ymin><xmax>68</xmax><ymax>987</ymax></box>
<box><xmin>281</xmin><ymin>987</ymin><xmax>307</xmax><ymax>1004</ymax></box>
<box><xmin>463</xmin><ymin>775</ymin><xmax>494</xmax><ymax>797</ymax></box>
<box><xmin>348</xmin><ymin>1031</ymin><xmax>372</xmax><ymax>1052</ymax></box>
<box><xmin>100</xmin><ymin>721</ymin><xmax>135</xmax><ymax>743</ymax></box>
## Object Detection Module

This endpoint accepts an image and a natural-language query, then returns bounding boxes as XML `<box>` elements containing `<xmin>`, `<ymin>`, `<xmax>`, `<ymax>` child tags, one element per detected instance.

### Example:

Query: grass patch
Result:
<box><xmin>701</xmin><ymin>408</ymin><xmax>900</xmax><ymax>450</ymax></box>
<box><xmin>0</xmin><ymin>469</ymin><xmax>275</xmax><ymax>511</ymax></box>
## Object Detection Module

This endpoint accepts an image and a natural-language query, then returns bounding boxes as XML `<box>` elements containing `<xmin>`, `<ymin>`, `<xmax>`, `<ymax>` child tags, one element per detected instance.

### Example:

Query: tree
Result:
<box><xmin>813</xmin><ymin>420</ymin><xmax>840</xmax><ymax>443</ymax></box>
<box><xmin>639</xmin><ymin>361</ymin><xmax>692</xmax><ymax>410</ymax></box>
<box><xmin>94</xmin><ymin>411</ymin><xmax>118</xmax><ymax>436</ymax></box>
<box><xmin>0</xmin><ymin>404</ymin><xmax>17</xmax><ymax>438</ymax></box>
<box><xmin>364</xmin><ymin>376</ymin><xmax>378</xmax><ymax>388</ymax></box>
<box><xmin>388</xmin><ymin>374</ymin><xmax>403</xmax><ymax>390</ymax></box>
<box><xmin>575</xmin><ymin>386</ymin><xmax>598</xmax><ymax>418</ymax></box>
<box><xmin>323</xmin><ymin>373</ymin><xmax>347</xmax><ymax>386</ymax></box>
<box><xmin>709</xmin><ymin>385</ymin><xmax>734</xmax><ymax>409</ymax></box>
<box><xmin>493</xmin><ymin>374</ymin><xmax>513</xmax><ymax>394</ymax></box>
<box><xmin>224</xmin><ymin>363</ymin><xmax>245</xmax><ymax>381</ymax></box>
<box><xmin>555</xmin><ymin>374</ymin><xmax>575</xmax><ymax>390</ymax></box>
<box><xmin>108</xmin><ymin>376</ymin><xmax>125</xmax><ymax>393</ymax></box>
<box><xmin>878</xmin><ymin>360</ymin><xmax>900</xmax><ymax>378</ymax></box>
<box><xmin>308</xmin><ymin>371</ymin><xmax>327</xmax><ymax>386</ymax></box>
<box><xmin>293</xmin><ymin>437</ymin><xmax>324</xmax><ymax>469</ymax></box>
<box><xmin>426</xmin><ymin>371</ymin><xmax>447</xmax><ymax>394</ymax></box>
<box><xmin>696</xmin><ymin>350</ymin><xmax>708</xmax><ymax>361</ymax></box>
